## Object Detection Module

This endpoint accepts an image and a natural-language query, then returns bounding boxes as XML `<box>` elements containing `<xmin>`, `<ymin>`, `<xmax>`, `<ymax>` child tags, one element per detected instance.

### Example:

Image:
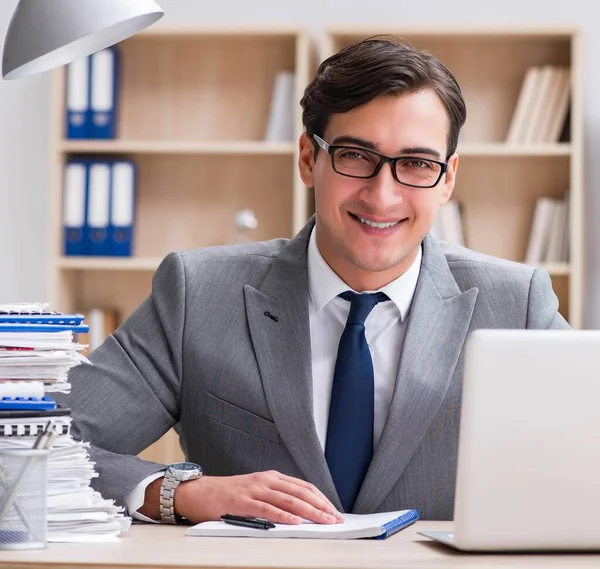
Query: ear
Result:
<box><xmin>439</xmin><ymin>153</ymin><xmax>459</xmax><ymax>205</ymax></box>
<box><xmin>298</xmin><ymin>132</ymin><xmax>316</xmax><ymax>188</ymax></box>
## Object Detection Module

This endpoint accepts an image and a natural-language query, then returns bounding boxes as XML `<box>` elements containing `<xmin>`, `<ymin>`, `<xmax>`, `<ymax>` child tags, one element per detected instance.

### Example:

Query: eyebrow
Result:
<box><xmin>331</xmin><ymin>136</ymin><xmax>442</xmax><ymax>160</ymax></box>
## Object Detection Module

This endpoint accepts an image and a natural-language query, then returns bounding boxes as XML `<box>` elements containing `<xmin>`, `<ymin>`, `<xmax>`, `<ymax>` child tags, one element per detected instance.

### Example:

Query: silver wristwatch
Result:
<box><xmin>159</xmin><ymin>462</ymin><xmax>203</xmax><ymax>524</ymax></box>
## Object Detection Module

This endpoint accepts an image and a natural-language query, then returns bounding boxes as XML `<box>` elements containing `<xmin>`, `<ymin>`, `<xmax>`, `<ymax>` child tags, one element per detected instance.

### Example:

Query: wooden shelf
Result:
<box><xmin>60</xmin><ymin>139</ymin><xmax>295</xmax><ymax>155</ymax></box>
<box><xmin>138</xmin><ymin>24</ymin><xmax>307</xmax><ymax>38</ymax></box>
<box><xmin>326</xmin><ymin>24</ymin><xmax>579</xmax><ymax>39</ymax></box>
<box><xmin>537</xmin><ymin>263</ymin><xmax>571</xmax><ymax>276</ymax></box>
<box><xmin>57</xmin><ymin>257</ymin><xmax>162</xmax><ymax>271</ymax></box>
<box><xmin>60</xmin><ymin>140</ymin><xmax>570</xmax><ymax>158</ymax></box>
<box><xmin>458</xmin><ymin>143</ymin><xmax>571</xmax><ymax>157</ymax></box>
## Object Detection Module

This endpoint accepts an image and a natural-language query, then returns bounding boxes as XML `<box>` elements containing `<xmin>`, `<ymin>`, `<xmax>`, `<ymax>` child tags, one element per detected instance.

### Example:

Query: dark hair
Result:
<box><xmin>300</xmin><ymin>38</ymin><xmax>466</xmax><ymax>158</ymax></box>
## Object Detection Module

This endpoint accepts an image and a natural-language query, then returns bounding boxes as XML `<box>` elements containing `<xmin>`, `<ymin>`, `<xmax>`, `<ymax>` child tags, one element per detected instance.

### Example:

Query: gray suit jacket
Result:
<box><xmin>62</xmin><ymin>217</ymin><xmax>569</xmax><ymax>520</ymax></box>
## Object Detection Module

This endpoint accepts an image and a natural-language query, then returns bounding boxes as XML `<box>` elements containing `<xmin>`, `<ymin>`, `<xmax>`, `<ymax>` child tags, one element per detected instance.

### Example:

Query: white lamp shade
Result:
<box><xmin>2</xmin><ymin>0</ymin><xmax>164</xmax><ymax>80</ymax></box>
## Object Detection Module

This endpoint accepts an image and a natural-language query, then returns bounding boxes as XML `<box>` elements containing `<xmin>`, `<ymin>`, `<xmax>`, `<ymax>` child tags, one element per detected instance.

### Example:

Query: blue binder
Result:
<box><xmin>90</xmin><ymin>47</ymin><xmax>119</xmax><ymax>139</ymax></box>
<box><xmin>86</xmin><ymin>161</ymin><xmax>112</xmax><ymax>256</ymax></box>
<box><xmin>0</xmin><ymin>397</ymin><xmax>56</xmax><ymax>411</ymax></box>
<box><xmin>63</xmin><ymin>159</ymin><xmax>89</xmax><ymax>256</ymax></box>
<box><xmin>109</xmin><ymin>161</ymin><xmax>136</xmax><ymax>256</ymax></box>
<box><xmin>0</xmin><ymin>313</ymin><xmax>85</xmax><ymax>325</ymax></box>
<box><xmin>0</xmin><ymin>323</ymin><xmax>89</xmax><ymax>333</ymax></box>
<box><xmin>65</xmin><ymin>56</ymin><xmax>91</xmax><ymax>138</ymax></box>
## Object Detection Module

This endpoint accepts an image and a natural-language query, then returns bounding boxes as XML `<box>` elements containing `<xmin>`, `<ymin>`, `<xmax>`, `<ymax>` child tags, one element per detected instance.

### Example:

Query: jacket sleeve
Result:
<box><xmin>526</xmin><ymin>268</ymin><xmax>571</xmax><ymax>330</ymax></box>
<box><xmin>55</xmin><ymin>252</ymin><xmax>187</xmax><ymax>507</ymax></box>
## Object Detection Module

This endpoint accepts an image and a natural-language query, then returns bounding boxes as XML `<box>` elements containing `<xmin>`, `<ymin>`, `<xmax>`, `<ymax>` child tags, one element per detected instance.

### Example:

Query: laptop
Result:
<box><xmin>419</xmin><ymin>328</ymin><xmax>600</xmax><ymax>551</ymax></box>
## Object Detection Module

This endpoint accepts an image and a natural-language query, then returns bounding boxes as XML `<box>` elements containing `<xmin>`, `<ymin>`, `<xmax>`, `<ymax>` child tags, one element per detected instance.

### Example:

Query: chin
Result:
<box><xmin>348</xmin><ymin>241</ymin><xmax>419</xmax><ymax>273</ymax></box>
<box><xmin>346</xmin><ymin>252</ymin><xmax>405</xmax><ymax>274</ymax></box>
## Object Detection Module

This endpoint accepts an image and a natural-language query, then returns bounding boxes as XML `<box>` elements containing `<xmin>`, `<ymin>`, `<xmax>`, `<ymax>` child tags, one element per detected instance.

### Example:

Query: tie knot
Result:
<box><xmin>339</xmin><ymin>291</ymin><xmax>390</xmax><ymax>325</ymax></box>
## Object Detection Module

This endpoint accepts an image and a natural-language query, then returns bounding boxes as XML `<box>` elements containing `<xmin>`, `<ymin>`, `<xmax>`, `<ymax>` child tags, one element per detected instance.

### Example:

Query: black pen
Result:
<box><xmin>220</xmin><ymin>514</ymin><xmax>276</xmax><ymax>530</ymax></box>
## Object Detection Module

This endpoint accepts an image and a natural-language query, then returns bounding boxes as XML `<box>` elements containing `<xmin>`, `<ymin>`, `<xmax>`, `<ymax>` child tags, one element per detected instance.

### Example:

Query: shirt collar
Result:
<box><xmin>307</xmin><ymin>227</ymin><xmax>422</xmax><ymax>322</ymax></box>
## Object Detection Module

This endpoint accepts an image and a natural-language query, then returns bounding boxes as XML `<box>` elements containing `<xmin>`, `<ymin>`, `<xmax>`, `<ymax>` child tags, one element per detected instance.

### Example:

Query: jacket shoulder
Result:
<box><xmin>437</xmin><ymin>242</ymin><xmax>536</xmax><ymax>288</ymax></box>
<box><xmin>157</xmin><ymin>237</ymin><xmax>289</xmax><ymax>290</ymax></box>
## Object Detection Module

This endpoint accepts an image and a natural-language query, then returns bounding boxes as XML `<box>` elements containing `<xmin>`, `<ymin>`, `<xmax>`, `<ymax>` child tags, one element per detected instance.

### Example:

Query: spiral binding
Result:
<box><xmin>376</xmin><ymin>509</ymin><xmax>420</xmax><ymax>539</ymax></box>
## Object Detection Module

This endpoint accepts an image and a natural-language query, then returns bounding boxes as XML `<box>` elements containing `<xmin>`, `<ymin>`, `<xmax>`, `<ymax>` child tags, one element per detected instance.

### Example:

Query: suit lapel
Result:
<box><xmin>353</xmin><ymin>237</ymin><xmax>479</xmax><ymax>513</ymax></box>
<box><xmin>244</xmin><ymin>219</ymin><xmax>341</xmax><ymax>509</ymax></box>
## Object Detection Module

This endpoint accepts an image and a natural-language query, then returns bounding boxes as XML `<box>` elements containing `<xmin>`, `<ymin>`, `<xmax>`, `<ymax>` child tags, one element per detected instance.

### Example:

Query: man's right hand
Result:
<box><xmin>140</xmin><ymin>470</ymin><xmax>344</xmax><ymax>525</ymax></box>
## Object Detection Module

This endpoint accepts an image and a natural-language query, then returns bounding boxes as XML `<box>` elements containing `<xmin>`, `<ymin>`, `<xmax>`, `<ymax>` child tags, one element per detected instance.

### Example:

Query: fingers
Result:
<box><xmin>274</xmin><ymin>473</ymin><xmax>344</xmax><ymax>521</ymax></box>
<box><xmin>243</xmin><ymin>501</ymin><xmax>303</xmax><ymax>525</ymax></box>
<box><xmin>267</xmin><ymin>489</ymin><xmax>340</xmax><ymax>524</ymax></box>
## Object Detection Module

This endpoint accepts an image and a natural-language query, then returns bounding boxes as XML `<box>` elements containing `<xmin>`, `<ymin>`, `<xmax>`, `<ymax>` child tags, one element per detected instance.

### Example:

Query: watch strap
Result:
<box><xmin>159</xmin><ymin>471</ymin><xmax>180</xmax><ymax>524</ymax></box>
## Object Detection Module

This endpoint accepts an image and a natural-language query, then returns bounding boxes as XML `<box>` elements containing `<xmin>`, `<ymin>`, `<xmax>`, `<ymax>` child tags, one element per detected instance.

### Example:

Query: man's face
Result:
<box><xmin>299</xmin><ymin>90</ymin><xmax>459</xmax><ymax>290</ymax></box>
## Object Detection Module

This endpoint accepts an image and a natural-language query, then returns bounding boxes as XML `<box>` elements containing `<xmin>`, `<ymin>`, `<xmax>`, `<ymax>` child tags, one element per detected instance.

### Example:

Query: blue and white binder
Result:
<box><xmin>90</xmin><ymin>47</ymin><xmax>119</xmax><ymax>139</ymax></box>
<box><xmin>65</xmin><ymin>56</ymin><xmax>91</xmax><ymax>139</ymax></box>
<box><xmin>62</xmin><ymin>160</ymin><xmax>89</xmax><ymax>256</ymax></box>
<box><xmin>86</xmin><ymin>162</ymin><xmax>112</xmax><ymax>256</ymax></box>
<box><xmin>109</xmin><ymin>161</ymin><xmax>136</xmax><ymax>256</ymax></box>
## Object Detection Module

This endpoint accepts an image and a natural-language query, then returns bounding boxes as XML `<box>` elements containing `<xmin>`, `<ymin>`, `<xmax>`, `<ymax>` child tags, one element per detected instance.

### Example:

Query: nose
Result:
<box><xmin>359</xmin><ymin>161</ymin><xmax>402</xmax><ymax>208</ymax></box>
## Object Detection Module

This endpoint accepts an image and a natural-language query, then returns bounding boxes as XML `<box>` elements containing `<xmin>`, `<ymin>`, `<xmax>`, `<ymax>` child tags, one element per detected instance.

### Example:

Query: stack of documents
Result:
<box><xmin>0</xmin><ymin>303</ymin><xmax>89</xmax><ymax>394</ymax></box>
<box><xmin>0</xmin><ymin>303</ymin><xmax>131</xmax><ymax>542</ymax></box>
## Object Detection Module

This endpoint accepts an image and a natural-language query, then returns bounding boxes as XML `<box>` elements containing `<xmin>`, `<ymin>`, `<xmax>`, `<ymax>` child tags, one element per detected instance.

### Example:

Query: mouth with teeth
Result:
<box><xmin>349</xmin><ymin>212</ymin><xmax>408</xmax><ymax>233</ymax></box>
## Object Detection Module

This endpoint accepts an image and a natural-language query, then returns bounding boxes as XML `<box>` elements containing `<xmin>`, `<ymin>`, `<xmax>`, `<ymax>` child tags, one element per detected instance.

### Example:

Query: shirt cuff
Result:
<box><xmin>125</xmin><ymin>471</ymin><xmax>165</xmax><ymax>523</ymax></box>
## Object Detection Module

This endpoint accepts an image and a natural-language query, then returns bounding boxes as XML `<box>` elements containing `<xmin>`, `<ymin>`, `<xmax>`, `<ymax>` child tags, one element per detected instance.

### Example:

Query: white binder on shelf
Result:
<box><xmin>86</xmin><ymin>162</ymin><xmax>112</xmax><ymax>256</ymax></box>
<box><xmin>90</xmin><ymin>47</ymin><xmax>119</xmax><ymax>139</ymax></box>
<box><xmin>62</xmin><ymin>160</ymin><xmax>89</xmax><ymax>256</ymax></box>
<box><xmin>109</xmin><ymin>161</ymin><xmax>136</xmax><ymax>257</ymax></box>
<box><xmin>65</xmin><ymin>57</ymin><xmax>90</xmax><ymax>139</ymax></box>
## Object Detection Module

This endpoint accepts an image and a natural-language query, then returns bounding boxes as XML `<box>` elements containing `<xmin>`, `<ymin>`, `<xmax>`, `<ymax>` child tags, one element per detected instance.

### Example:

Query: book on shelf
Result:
<box><xmin>264</xmin><ymin>70</ymin><xmax>295</xmax><ymax>142</ymax></box>
<box><xmin>74</xmin><ymin>308</ymin><xmax>119</xmax><ymax>355</ymax></box>
<box><xmin>430</xmin><ymin>200</ymin><xmax>465</xmax><ymax>246</ymax></box>
<box><xmin>506</xmin><ymin>65</ymin><xmax>571</xmax><ymax>144</ymax></box>
<box><xmin>62</xmin><ymin>159</ymin><xmax>137</xmax><ymax>257</ymax></box>
<box><xmin>525</xmin><ymin>193</ymin><xmax>570</xmax><ymax>265</ymax></box>
<box><xmin>65</xmin><ymin>47</ymin><xmax>120</xmax><ymax>140</ymax></box>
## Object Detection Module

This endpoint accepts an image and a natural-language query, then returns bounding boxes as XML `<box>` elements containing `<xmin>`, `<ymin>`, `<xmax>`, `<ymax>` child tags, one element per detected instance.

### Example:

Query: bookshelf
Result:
<box><xmin>324</xmin><ymin>26</ymin><xmax>584</xmax><ymax>328</ymax></box>
<box><xmin>48</xmin><ymin>26</ymin><xmax>313</xmax><ymax>464</ymax></box>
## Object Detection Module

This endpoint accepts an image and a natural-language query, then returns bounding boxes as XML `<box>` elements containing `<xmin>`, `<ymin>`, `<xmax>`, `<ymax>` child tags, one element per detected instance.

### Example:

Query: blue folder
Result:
<box><xmin>0</xmin><ymin>323</ymin><xmax>89</xmax><ymax>333</ymax></box>
<box><xmin>109</xmin><ymin>161</ymin><xmax>137</xmax><ymax>256</ymax></box>
<box><xmin>63</xmin><ymin>159</ymin><xmax>90</xmax><ymax>256</ymax></box>
<box><xmin>86</xmin><ymin>161</ymin><xmax>112</xmax><ymax>256</ymax></box>
<box><xmin>0</xmin><ymin>313</ymin><xmax>85</xmax><ymax>325</ymax></box>
<box><xmin>89</xmin><ymin>47</ymin><xmax>119</xmax><ymax>139</ymax></box>
<box><xmin>65</xmin><ymin>56</ymin><xmax>91</xmax><ymax>139</ymax></box>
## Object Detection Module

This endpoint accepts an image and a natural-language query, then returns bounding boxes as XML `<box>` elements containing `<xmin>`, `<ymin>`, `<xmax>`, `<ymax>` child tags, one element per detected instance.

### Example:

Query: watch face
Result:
<box><xmin>170</xmin><ymin>462</ymin><xmax>201</xmax><ymax>472</ymax></box>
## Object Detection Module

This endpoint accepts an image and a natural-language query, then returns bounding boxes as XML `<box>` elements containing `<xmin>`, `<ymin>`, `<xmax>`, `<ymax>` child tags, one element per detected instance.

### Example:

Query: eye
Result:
<box><xmin>338</xmin><ymin>149</ymin><xmax>370</xmax><ymax>161</ymax></box>
<box><xmin>402</xmin><ymin>159</ymin><xmax>433</xmax><ymax>170</ymax></box>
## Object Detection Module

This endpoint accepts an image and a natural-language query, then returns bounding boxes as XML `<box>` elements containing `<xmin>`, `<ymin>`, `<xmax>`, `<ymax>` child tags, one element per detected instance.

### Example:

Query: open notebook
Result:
<box><xmin>186</xmin><ymin>509</ymin><xmax>419</xmax><ymax>540</ymax></box>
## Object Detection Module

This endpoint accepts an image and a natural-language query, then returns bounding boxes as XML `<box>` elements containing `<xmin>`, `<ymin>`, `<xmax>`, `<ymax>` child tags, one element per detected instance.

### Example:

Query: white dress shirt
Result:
<box><xmin>307</xmin><ymin>228</ymin><xmax>422</xmax><ymax>449</ymax></box>
<box><xmin>126</xmin><ymin>228</ymin><xmax>422</xmax><ymax>520</ymax></box>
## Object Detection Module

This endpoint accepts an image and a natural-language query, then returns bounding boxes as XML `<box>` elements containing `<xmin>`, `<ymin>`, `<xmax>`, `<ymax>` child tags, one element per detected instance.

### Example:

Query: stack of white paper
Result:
<box><xmin>0</xmin><ymin>303</ymin><xmax>131</xmax><ymax>542</ymax></box>
<box><xmin>0</xmin><ymin>350</ymin><xmax>87</xmax><ymax>394</ymax></box>
<box><xmin>0</xmin><ymin>433</ymin><xmax>131</xmax><ymax>542</ymax></box>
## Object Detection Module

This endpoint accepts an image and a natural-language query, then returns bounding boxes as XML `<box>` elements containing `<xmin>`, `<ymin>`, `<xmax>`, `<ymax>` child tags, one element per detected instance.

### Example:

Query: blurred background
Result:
<box><xmin>0</xmin><ymin>0</ymin><xmax>599</xmax><ymax>333</ymax></box>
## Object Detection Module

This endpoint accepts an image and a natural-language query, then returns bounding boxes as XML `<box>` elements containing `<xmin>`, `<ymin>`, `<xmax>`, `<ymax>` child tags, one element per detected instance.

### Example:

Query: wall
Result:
<box><xmin>1</xmin><ymin>0</ymin><xmax>599</xmax><ymax>325</ymax></box>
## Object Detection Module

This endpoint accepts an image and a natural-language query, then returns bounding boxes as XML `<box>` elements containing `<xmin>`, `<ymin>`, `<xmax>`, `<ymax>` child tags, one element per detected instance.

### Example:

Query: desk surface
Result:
<box><xmin>1</xmin><ymin>522</ymin><xmax>599</xmax><ymax>569</ymax></box>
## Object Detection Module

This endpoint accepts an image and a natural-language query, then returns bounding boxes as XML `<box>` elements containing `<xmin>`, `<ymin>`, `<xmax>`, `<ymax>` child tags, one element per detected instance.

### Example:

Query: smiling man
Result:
<box><xmin>62</xmin><ymin>38</ymin><xmax>569</xmax><ymax>528</ymax></box>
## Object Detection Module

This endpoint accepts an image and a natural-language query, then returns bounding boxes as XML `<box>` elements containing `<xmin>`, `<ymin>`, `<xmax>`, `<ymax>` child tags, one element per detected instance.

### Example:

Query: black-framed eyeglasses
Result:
<box><xmin>312</xmin><ymin>134</ymin><xmax>448</xmax><ymax>189</ymax></box>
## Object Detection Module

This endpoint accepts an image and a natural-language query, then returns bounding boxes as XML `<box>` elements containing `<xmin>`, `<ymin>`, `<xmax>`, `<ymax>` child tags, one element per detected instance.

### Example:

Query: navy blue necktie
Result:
<box><xmin>325</xmin><ymin>290</ymin><xmax>390</xmax><ymax>512</ymax></box>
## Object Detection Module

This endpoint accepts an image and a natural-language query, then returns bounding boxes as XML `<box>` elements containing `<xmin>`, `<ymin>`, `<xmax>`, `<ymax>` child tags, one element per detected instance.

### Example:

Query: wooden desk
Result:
<box><xmin>1</xmin><ymin>522</ymin><xmax>598</xmax><ymax>569</ymax></box>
